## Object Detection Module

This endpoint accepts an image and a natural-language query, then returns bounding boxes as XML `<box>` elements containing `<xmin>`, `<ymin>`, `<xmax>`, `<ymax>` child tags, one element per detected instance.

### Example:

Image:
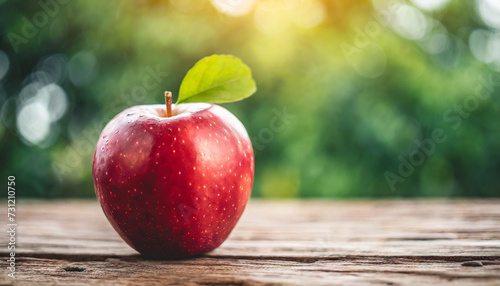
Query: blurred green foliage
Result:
<box><xmin>0</xmin><ymin>0</ymin><xmax>499</xmax><ymax>198</ymax></box>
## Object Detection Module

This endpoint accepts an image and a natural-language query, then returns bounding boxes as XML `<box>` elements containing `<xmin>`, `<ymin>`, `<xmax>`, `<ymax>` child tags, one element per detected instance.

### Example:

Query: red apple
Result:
<box><xmin>92</xmin><ymin>97</ymin><xmax>254</xmax><ymax>259</ymax></box>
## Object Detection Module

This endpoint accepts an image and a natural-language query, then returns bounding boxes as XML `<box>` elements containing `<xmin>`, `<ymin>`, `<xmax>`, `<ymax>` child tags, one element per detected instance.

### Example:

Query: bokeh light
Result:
<box><xmin>37</xmin><ymin>84</ymin><xmax>68</xmax><ymax>122</ymax></box>
<box><xmin>390</xmin><ymin>4</ymin><xmax>429</xmax><ymax>40</ymax></box>
<box><xmin>37</xmin><ymin>54</ymin><xmax>67</xmax><ymax>84</ymax></box>
<box><xmin>16</xmin><ymin>100</ymin><xmax>51</xmax><ymax>146</ymax></box>
<box><xmin>477</xmin><ymin>0</ymin><xmax>500</xmax><ymax>30</ymax></box>
<box><xmin>470</xmin><ymin>29</ymin><xmax>493</xmax><ymax>63</ymax></box>
<box><xmin>410</xmin><ymin>0</ymin><xmax>450</xmax><ymax>11</ymax></box>
<box><xmin>210</xmin><ymin>0</ymin><xmax>256</xmax><ymax>16</ymax></box>
<box><xmin>420</xmin><ymin>32</ymin><xmax>450</xmax><ymax>55</ymax></box>
<box><xmin>469</xmin><ymin>30</ymin><xmax>500</xmax><ymax>71</ymax></box>
<box><xmin>15</xmin><ymin>81</ymin><xmax>67</xmax><ymax>147</ymax></box>
<box><xmin>15</xmin><ymin>64</ymin><xmax>68</xmax><ymax>147</ymax></box>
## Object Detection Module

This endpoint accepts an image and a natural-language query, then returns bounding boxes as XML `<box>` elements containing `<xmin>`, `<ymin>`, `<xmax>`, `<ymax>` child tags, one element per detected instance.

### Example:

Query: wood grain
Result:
<box><xmin>1</xmin><ymin>199</ymin><xmax>500</xmax><ymax>285</ymax></box>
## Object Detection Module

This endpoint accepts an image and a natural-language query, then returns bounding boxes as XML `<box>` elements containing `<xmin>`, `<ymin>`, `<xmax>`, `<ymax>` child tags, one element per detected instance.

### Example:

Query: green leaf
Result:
<box><xmin>177</xmin><ymin>55</ymin><xmax>257</xmax><ymax>104</ymax></box>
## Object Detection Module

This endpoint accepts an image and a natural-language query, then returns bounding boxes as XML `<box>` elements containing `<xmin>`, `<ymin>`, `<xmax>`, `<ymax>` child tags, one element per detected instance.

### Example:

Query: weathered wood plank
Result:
<box><xmin>1</xmin><ymin>200</ymin><xmax>500</xmax><ymax>285</ymax></box>
<box><xmin>10</xmin><ymin>256</ymin><xmax>500</xmax><ymax>285</ymax></box>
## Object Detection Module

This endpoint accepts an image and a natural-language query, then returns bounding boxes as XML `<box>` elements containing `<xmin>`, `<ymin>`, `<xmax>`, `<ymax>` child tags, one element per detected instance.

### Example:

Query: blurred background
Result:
<box><xmin>0</xmin><ymin>0</ymin><xmax>499</xmax><ymax>198</ymax></box>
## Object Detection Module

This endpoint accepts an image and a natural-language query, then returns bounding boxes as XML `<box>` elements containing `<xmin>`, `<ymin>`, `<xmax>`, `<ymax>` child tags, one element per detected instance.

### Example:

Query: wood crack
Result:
<box><xmin>303</xmin><ymin>268</ymin><xmax>500</xmax><ymax>280</ymax></box>
<box><xmin>9</xmin><ymin>252</ymin><xmax>500</xmax><ymax>264</ymax></box>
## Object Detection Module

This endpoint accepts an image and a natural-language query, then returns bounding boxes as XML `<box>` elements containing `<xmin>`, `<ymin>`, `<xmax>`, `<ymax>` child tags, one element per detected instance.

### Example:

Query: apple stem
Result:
<box><xmin>164</xmin><ymin>91</ymin><xmax>173</xmax><ymax>118</ymax></box>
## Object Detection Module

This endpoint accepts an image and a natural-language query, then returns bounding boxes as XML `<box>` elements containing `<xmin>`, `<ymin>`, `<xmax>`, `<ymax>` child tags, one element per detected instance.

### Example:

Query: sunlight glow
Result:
<box><xmin>254</xmin><ymin>2</ymin><xmax>291</xmax><ymax>34</ymax></box>
<box><xmin>210</xmin><ymin>0</ymin><xmax>256</xmax><ymax>16</ymax></box>
<box><xmin>253</xmin><ymin>0</ymin><xmax>324</xmax><ymax>35</ymax></box>
<box><xmin>289</xmin><ymin>0</ymin><xmax>325</xmax><ymax>28</ymax></box>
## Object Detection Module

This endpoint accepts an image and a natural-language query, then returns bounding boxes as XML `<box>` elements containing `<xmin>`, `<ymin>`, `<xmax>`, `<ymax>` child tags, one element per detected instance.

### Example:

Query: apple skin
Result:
<box><xmin>92</xmin><ymin>103</ymin><xmax>254</xmax><ymax>259</ymax></box>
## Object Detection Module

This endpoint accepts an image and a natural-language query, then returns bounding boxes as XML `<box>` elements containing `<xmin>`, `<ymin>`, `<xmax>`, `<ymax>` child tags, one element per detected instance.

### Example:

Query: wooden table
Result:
<box><xmin>1</xmin><ymin>200</ymin><xmax>500</xmax><ymax>285</ymax></box>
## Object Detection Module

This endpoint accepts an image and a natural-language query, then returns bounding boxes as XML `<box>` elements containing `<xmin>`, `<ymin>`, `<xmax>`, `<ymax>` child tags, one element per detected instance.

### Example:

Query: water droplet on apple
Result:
<box><xmin>145</xmin><ymin>119</ymin><xmax>158</xmax><ymax>126</ymax></box>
